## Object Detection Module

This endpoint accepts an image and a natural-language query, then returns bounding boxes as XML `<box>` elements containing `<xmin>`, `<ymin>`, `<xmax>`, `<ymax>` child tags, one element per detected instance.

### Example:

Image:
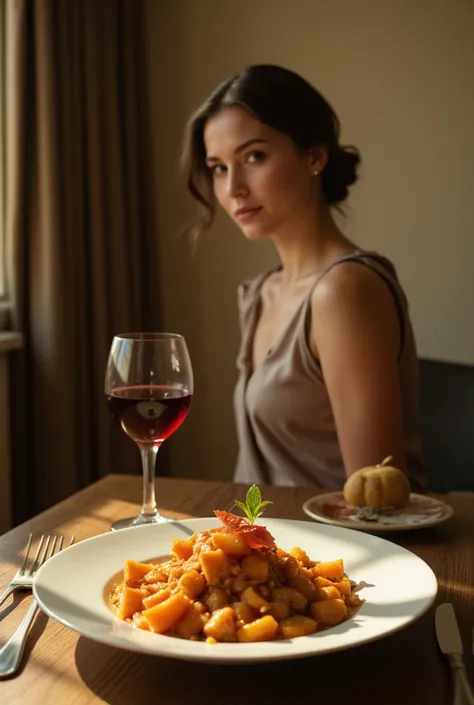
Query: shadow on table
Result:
<box><xmin>0</xmin><ymin>597</ymin><xmax>49</xmax><ymax>676</ymax></box>
<box><xmin>0</xmin><ymin>591</ymin><xmax>27</xmax><ymax>623</ymax></box>
<box><xmin>74</xmin><ymin>607</ymin><xmax>450</xmax><ymax>705</ymax></box>
<box><xmin>17</xmin><ymin>609</ymin><xmax>50</xmax><ymax>674</ymax></box>
<box><xmin>370</xmin><ymin>525</ymin><xmax>455</xmax><ymax>547</ymax></box>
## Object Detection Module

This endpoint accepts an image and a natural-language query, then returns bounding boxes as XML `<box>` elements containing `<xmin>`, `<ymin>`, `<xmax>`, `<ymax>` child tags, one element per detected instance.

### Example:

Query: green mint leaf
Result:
<box><xmin>246</xmin><ymin>484</ymin><xmax>261</xmax><ymax>516</ymax></box>
<box><xmin>233</xmin><ymin>485</ymin><xmax>271</xmax><ymax>525</ymax></box>
<box><xmin>234</xmin><ymin>500</ymin><xmax>248</xmax><ymax>513</ymax></box>
<box><xmin>233</xmin><ymin>500</ymin><xmax>253</xmax><ymax>522</ymax></box>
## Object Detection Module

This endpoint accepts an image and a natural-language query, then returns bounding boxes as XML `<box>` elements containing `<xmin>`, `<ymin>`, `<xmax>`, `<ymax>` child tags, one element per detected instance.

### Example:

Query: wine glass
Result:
<box><xmin>104</xmin><ymin>332</ymin><xmax>193</xmax><ymax>531</ymax></box>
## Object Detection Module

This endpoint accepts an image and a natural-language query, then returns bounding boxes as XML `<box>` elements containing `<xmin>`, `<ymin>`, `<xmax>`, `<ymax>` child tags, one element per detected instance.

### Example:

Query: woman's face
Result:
<box><xmin>203</xmin><ymin>107</ymin><xmax>317</xmax><ymax>240</ymax></box>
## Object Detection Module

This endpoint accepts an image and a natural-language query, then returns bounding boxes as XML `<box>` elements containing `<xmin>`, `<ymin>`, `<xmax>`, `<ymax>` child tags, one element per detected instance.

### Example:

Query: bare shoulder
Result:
<box><xmin>310</xmin><ymin>260</ymin><xmax>400</xmax><ymax>353</ymax></box>
<box><xmin>311</xmin><ymin>260</ymin><xmax>396</xmax><ymax>316</ymax></box>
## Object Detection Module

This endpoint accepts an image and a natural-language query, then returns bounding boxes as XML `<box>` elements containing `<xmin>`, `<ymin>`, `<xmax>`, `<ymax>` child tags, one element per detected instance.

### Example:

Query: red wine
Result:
<box><xmin>107</xmin><ymin>385</ymin><xmax>192</xmax><ymax>444</ymax></box>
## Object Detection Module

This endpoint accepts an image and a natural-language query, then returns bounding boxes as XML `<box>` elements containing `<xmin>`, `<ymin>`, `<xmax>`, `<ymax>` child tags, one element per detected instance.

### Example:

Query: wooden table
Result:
<box><xmin>1</xmin><ymin>475</ymin><xmax>473</xmax><ymax>705</ymax></box>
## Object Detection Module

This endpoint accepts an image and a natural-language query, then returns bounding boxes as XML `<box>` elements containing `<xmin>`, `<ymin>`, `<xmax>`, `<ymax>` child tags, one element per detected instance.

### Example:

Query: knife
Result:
<box><xmin>435</xmin><ymin>603</ymin><xmax>474</xmax><ymax>705</ymax></box>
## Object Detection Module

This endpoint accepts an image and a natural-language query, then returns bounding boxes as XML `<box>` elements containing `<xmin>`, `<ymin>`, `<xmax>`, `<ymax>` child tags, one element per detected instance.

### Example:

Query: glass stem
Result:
<box><xmin>139</xmin><ymin>444</ymin><xmax>160</xmax><ymax>518</ymax></box>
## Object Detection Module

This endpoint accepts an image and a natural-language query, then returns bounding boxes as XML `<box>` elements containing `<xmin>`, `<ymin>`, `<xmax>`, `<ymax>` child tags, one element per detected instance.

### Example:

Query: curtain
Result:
<box><xmin>4</xmin><ymin>0</ymin><xmax>162</xmax><ymax>523</ymax></box>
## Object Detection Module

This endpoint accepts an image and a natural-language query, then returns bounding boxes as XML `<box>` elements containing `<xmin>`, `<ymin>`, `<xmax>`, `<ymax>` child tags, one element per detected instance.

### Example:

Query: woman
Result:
<box><xmin>181</xmin><ymin>64</ymin><xmax>426</xmax><ymax>492</ymax></box>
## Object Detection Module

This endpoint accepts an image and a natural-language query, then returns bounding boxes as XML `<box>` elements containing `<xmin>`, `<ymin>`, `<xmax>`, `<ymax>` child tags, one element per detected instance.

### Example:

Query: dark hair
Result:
<box><xmin>181</xmin><ymin>64</ymin><xmax>361</xmax><ymax>238</ymax></box>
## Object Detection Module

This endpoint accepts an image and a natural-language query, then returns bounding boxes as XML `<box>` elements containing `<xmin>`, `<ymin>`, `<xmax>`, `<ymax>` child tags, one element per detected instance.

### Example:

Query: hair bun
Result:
<box><xmin>322</xmin><ymin>145</ymin><xmax>361</xmax><ymax>205</ymax></box>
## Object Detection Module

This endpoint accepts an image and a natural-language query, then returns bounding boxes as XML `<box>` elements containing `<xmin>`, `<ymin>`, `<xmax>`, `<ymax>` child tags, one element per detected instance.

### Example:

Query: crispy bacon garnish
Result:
<box><xmin>214</xmin><ymin>510</ymin><xmax>249</xmax><ymax>532</ymax></box>
<box><xmin>245</xmin><ymin>525</ymin><xmax>277</xmax><ymax>551</ymax></box>
<box><xmin>214</xmin><ymin>509</ymin><xmax>276</xmax><ymax>551</ymax></box>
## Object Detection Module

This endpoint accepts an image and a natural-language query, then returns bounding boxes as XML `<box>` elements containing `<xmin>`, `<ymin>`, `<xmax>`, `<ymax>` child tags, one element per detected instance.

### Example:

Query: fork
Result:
<box><xmin>0</xmin><ymin>534</ymin><xmax>48</xmax><ymax>607</ymax></box>
<box><xmin>0</xmin><ymin>534</ymin><xmax>75</xmax><ymax>678</ymax></box>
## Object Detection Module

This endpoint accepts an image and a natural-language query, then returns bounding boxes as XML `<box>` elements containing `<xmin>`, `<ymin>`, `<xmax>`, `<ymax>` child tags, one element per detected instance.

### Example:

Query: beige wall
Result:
<box><xmin>145</xmin><ymin>0</ymin><xmax>474</xmax><ymax>482</ymax></box>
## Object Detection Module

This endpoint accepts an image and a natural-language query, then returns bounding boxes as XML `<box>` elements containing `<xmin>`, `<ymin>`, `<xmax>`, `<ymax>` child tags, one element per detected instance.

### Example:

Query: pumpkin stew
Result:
<box><xmin>108</xmin><ymin>514</ymin><xmax>364</xmax><ymax>643</ymax></box>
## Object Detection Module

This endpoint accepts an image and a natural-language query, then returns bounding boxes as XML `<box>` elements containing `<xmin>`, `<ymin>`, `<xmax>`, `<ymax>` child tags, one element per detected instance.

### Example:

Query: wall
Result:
<box><xmin>145</xmin><ymin>0</ymin><xmax>474</xmax><ymax>482</ymax></box>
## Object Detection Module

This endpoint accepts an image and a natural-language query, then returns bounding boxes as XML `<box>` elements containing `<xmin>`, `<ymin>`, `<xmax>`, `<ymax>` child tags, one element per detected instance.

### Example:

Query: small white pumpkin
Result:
<box><xmin>343</xmin><ymin>456</ymin><xmax>411</xmax><ymax>509</ymax></box>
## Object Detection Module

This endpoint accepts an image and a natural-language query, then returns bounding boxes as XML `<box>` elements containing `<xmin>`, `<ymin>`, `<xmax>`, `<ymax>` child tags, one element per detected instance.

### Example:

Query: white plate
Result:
<box><xmin>303</xmin><ymin>492</ymin><xmax>454</xmax><ymax>532</ymax></box>
<box><xmin>33</xmin><ymin>518</ymin><xmax>437</xmax><ymax>664</ymax></box>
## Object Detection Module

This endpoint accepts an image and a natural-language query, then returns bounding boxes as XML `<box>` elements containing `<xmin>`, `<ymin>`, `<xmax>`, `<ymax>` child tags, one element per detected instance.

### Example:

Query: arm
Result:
<box><xmin>311</xmin><ymin>262</ymin><xmax>407</xmax><ymax>477</ymax></box>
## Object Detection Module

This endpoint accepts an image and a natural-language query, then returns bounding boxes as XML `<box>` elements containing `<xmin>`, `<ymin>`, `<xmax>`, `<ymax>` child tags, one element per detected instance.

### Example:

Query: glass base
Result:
<box><xmin>110</xmin><ymin>513</ymin><xmax>169</xmax><ymax>532</ymax></box>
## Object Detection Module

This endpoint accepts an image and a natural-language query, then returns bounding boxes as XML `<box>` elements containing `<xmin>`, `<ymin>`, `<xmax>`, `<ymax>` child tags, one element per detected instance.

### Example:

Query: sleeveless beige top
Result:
<box><xmin>233</xmin><ymin>251</ymin><xmax>427</xmax><ymax>492</ymax></box>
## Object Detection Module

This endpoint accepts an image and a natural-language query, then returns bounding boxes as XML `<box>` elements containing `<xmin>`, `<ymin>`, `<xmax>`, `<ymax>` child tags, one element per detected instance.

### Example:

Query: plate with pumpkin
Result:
<box><xmin>303</xmin><ymin>457</ymin><xmax>454</xmax><ymax>532</ymax></box>
<box><xmin>34</xmin><ymin>484</ymin><xmax>438</xmax><ymax>662</ymax></box>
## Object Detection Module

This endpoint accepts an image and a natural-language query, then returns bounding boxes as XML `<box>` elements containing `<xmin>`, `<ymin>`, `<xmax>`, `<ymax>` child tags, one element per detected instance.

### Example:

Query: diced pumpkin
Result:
<box><xmin>116</xmin><ymin>586</ymin><xmax>144</xmax><ymax>619</ymax></box>
<box><xmin>212</xmin><ymin>532</ymin><xmax>250</xmax><ymax>556</ymax></box>
<box><xmin>279</xmin><ymin>615</ymin><xmax>318</xmax><ymax>639</ymax></box>
<box><xmin>203</xmin><ymin>607</ymin><xmax>237</xmax><ymax>642</ymax></box>
<box><xmin>133</xmin><ymin>612</ymin><xmax>151</xmax><ymax>631</ymax></box>
<box><xmin>233</xmin><ymin>601</ymin><xmax>259</xmax><ymax>624</ymax></box>
<box><xmin>313</xmin><ymin>575</ymin><xmax>334</xmax><ymax>588</ymax></box>
<box><xmin>143</xmin><ymin>591</ymin><xmax>191</xmax><ymax>633</ymax></box>
<box><xmin>175</xmin><ymin>603</ymin><xmax>206</xmax><ymax>638</ymax></box>
<box><xmin>199</xmin><ymin>549</ymin><xmax>232</xmax><ymax>585</ymax></box>
<box><xmin>241</xmin><ymin>586</ymin><xmax>269</xmax><ymax>611</ymax></box>
<box><xmin>314</xmin><ymin>559</ymin><xmax>344</xmax><ymax>581</ymax></box>
<box><xmin>177</xmin><ymin>569</ymin><xmax>206</xmax><ymax>598</ymax></box>
<box><xmin>310</xmin><ymin>598</ymin><xmax>347</xmax><ymax>626</ymax></box>
<box><xmin>267</xmin><ymin>600</ymin><xmax>290</xmax><ymax>621</ymax></box>
<box><xmin>333</xmin><ymin>579</ymin><xmax>352</xmax><ymax>596</ymax></box>
<box><xmin>142</xmin><ymin>588</ymin><xmax>172</xmax><ymax>610</ymax></box>
<box><xmin>237</xmin><ymin>615</ymin><xmax>278</xmax><ymax>642</ymax></box>
<box><xmin>314</xmin><ymin>585</ymin><xmax>341</xmax><ymax>601</ymax></box>
<box><xmin>124</xmin><ymin>560</ymin><xmax>153</xmax><ymax>584</ymax></box>
<box><xmin>172</xmin><ymin>538</ymin><xmax>194</xmax><ymax>560</ymax></box>
<box><xmin>241</xmin><ymin>553</ymin><xmax>269</xmax><ymax>581</ymax></box>
<box><xmin>289</xmin><ymin>547</ymin><xmax>312</xmax><ymax>567</ymax></box>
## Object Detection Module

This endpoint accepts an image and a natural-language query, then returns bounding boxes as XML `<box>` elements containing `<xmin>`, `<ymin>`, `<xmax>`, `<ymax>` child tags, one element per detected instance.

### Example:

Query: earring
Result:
<box><xmin>313</xmin><ymin>169</ymin><xmax>319</xmax><ymax>176</ymax></box>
